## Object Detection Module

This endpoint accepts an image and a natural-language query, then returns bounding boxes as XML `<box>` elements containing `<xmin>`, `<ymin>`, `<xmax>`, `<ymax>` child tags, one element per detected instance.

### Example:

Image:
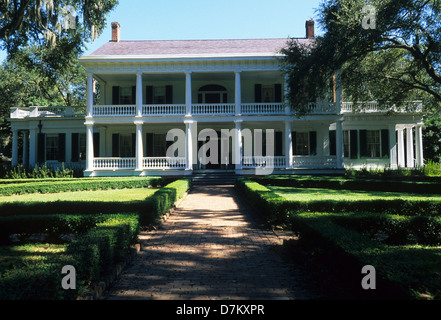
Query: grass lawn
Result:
<box><xmin>269</xmin><ymin>186</ymin><xmax>441</xmax><ymax>202</ymax></box>
<box><xmin>0</xmin><ymin>187</ymin><xmax>159</xmax><ymax>204</ymax></box>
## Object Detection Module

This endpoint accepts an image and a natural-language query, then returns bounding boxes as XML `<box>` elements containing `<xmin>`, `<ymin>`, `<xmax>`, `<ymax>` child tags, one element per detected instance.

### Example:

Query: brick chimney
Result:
<box><xmin>306</xmin><ymin>20</ymin><xmax>315</xmax><ymax>39</ymax></box>
<box><xmin>111</xmin><ymin>22</ymin><xmax>120</xmax><ymax>42</ymax></box>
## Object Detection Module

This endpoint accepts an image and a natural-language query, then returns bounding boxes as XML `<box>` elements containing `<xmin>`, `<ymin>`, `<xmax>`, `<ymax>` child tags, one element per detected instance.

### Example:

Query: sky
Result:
<box><xmin>0</xmin><ymin>0</ymin><xmax>324</xmax><ymax>61</ymax></box>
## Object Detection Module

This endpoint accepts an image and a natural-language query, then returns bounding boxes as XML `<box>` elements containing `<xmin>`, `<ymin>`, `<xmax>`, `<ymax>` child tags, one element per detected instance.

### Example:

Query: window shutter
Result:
<box><xmin>146</xmin><ymin>133</ymin><xmax>154</xmax><ymax>157</ymax></box>
<box><xmin>166</xmin><ymin>85</ymin><xmax>173</xmax><ymax>104</ymax></box>
<box><xmin>131</xmin><ymin>133</ymin><xmax>136</xmax><ymax>157</ymax></box>
<box><xmin>254</xmin><ymin>84</ymin><xmax>262</xmax><ymax>103</ymax></box>
<box><xmin>112</xmin><ymin>86</ymin><xmax>120</xmax><ymax>105</ymax></box>
<box><xmin>350</xmin><ymin>130</ymin><xmax>358</xmax><ymax>159</ymax></box>
<box><xmin>71</xmin><ymin>133</ymin><xmax>79</xmax><ymax>162</ymax></box>
<box><xmin>309</xmin><ymin>131</ymin><xmax>317</xmax><ymax>155</ymax></box>
<box><xmin>359</xmin><ymin>130</ymin><xmax>368</xmax><ymax>157</ymax></box>
<box><xmin>146</xmin><ymin>86</ymin><xmax>153</xmax><ymax>104</ymax></box>
<box><xmin>131</xmin><ymin>86</ymin><xmax>136</xmax><ymax>104</ymax></box>
<box><xmin>292</xmin><ymin>131</ymin><xmax>297</xmax><ymax>155</ymax></box>
<box><xmin>274</xmin><ymin>84</ymin><xmax>282</xmax><ymax>103</ymax></box>
<box><xmin>93</xmin><ymin>133</ymin><xmax>100</xmax><ymax>158</ymax></box>
<box><xmin>381</xmin><ymin>129</ymin><xmax>389</xmax><ymax>158</ymax></box>
<box><xmin>58</xmin><ymin>133</ymin><xmax>66</xmax><ymax>162</ymax></box>
<box><xmin>112</xmin><ymin>134</ymin><xmax>120</xmax><ymax>157</ymax></box>
<box><xmin>275</xmin><ymin>131</ymin><xmax>283</xmax><ymax>156</ymax></box>
<box><xmin>37</xmin><ymin>133</ymin><xmax>45</xmax><ymax>164</ymax></box>
<box><xmin>329</xmin><ymin>130</ymin><xmax>336</xmax><ymax>156</ymax></box>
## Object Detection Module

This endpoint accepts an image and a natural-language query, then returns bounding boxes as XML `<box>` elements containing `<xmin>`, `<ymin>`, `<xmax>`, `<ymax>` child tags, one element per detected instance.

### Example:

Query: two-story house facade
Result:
<box><xmin>9</xmin><ymin>20</ymin><xmax>425</xmax><ymax>176</ymax></box>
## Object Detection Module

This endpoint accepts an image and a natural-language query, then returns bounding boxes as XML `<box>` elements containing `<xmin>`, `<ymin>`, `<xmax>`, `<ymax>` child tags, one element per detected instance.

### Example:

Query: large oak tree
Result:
<box><xmin>281</xmin><ymin>0</ymin><xmax>441</xmax><ymax>115</ymax></box>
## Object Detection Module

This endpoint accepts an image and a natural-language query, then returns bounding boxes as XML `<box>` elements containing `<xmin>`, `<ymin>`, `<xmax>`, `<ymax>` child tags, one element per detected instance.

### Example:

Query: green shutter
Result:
<box><xmin>350</xmin><ymin>130</ymin><xmax>358</xmax><ymax>159</ymax></box>
<box><xmin>166</xmin><ymin>85</ymin><xmax>173</xmax><ymax>104</ymax></box>
<box><xmin>381</xmin><ymin>129</ymin><xmax>389</xmax><ymax>158</ymax></box>
<box><xmin>360</xmin><ymin>130</ymin><xmax>368</xmax><ymax>157</ymax></box>
<box><xmin>112</xmin><ymin>134</ymin><xmax>120</xmax><ymax>157</ymax></box>
<box><xmin>146</xmin><ymin>133</ymin><xmax>153</xmax><ymax>157</ymax></box>
<box><xmin>71</xmin><ymin>133</ymin><xmax>79</xmax><ymax>162</ymax></box>
<box><xmin>112</xmin><ymin>86</ymin><xmax>120</xmax><ymax>105</ymax></box>
<box><xmin>93</xmin><ymin>133</ymin><xmax>100</xmax><ymax>158</ymax></box>
<box><xmin>329</xmin><ymin>130</ymin><xmax>336</xmax><ymax>156</ymax></box>
<box><xmin>309</xmin><ymin>131</ymin><xmax>317</xmax><ymax>155</ymax></box>
<box><xmin>131</xmin><ymin>86</ymin><xmax>136</xmax><ymax>104</ymax></box>
<box><xmin>254</xmin><ymin>84</ymin><xmax>262</xmax><ymax>103</ymax></box>
<box><xmin>274</xmin><ymin>84</ymin><xmax>282</xmax><ymax>103</ymax></box>
<box><xmin>37</xmin><ymin>133</ymin><xmax>45</xmax><ymax>164</ymax></box>
<box><xmin>146</xmin><ymin>86</ymin><xmax>153</xmax><ymax>104</ymax></box>
<box><xmin>275</xmin><ymin>131</ymin><xmax>283</xmax><ymax>156</ymax></box>
<box><xmin>58</xmin><ymin>133</ymin><xmax>66</xmax><ymax>162</ymax></box>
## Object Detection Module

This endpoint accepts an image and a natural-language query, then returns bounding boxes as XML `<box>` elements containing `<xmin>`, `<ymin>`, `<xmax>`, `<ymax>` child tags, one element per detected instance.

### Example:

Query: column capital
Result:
<box><xmin>234</xmin><ymin>119</ymin><xmax>243</xmax><ymax>124</ymax></box>
<box><xmin>134</xmin><ymin>120</ymin><xmax>144</xmax><ymax>126</ymax></box>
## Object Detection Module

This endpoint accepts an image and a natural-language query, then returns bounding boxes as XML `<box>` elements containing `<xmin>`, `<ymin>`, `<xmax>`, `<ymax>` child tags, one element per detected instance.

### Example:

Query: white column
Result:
<box><xmin>86</xmin><ymin>74</ymin><xmax>94</xmax><ymax>118</ymax></box>
<box><xmin>415</xmin><ymin>124</ymin><xmax>424</xmax><ymax>168</ymax></box>
<box><xmin>336</xmin><ymin>121</ymin><xmax>344</xmax><ymax>168</ymax></box>
<box><xmin>136</xmin><ymin>73</ymin><xmax>143</xmax><ymax>117</ymax></box>
<box><xmin>29</xmin><ymin>129</ymin><xmax>36</xmax><ymax>167</ymax></box>
<box><xmin>235</xmin><ymin>71</ymin><xmax>242</xmax><ymax>116</ymax></box>
<box><xmin>406</xmin><ymin>127</ymin><xmax>414</xmax><ymax>168</ymax></box>
<box><xmin>11</xmin><ymin>130</ymin><xmax>18</xmax><ymax>167</ymax></box>
<box><xmin>185</xmin><ymin>120</ymin><xmax>193</xmax><ymax>171</ymax></box>
<box><xmin>388</xmin><ymin>125</ymin><xmax>397</xmax><ymax>169</ymax></box>
<box><xmin>85</xmin><ymin>124</ymin><xmax>94</xmax><ymax>172</ymax></box>
<box><xmin>234</xmin><ymin>120</ymin><xmax>243</xmax><ymax>170</ymax></box>
<box><xmin>397</xmin><ymin>128</ymin><xmax>405</xmax><ymax>167</ymax></box>
<box><xmin>284</xmin><ymin>74</ymin><xmax>291</xmax><ymax>115</ymax></box>
<box><xmin>135</xmin><ymin>122</ymin><xmax>143</xmax><ymax>171</ymax></box>
<box><xmin>22</xmin><ymin>131</ymin><xmax>28</xmax><ymax>167</ymax></box>
<box><xmin>185</xmin><ymin>72</ymin><xmax>192</xmax><ymax>117</ymax></box>
<box><xmin>285</xmin><ymin>121</ymin><xmax>293</xmax><ymax>169</ymax></box>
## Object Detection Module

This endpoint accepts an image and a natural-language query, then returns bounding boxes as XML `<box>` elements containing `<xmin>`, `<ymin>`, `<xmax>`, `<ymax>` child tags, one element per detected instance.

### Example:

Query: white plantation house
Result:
<box><xmin>9</xmin><ymin>21</ymin><xmax>425</xmax><ymax>177</ymax></box>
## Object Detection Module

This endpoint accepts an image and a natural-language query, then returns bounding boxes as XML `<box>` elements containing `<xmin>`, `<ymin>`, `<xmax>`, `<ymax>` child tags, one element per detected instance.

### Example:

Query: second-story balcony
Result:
<box><xmin>10</xmin><ymin>101</ymin><xmax>424</xmax><ymax>119</ymax></box>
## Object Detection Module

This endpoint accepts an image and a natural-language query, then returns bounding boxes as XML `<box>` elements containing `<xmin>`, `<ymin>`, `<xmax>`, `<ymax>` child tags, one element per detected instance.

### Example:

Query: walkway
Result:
<box><xmin>104</xmin><ymin>184</ymin><xmax>322</xmax><ymax>300</ymax></box>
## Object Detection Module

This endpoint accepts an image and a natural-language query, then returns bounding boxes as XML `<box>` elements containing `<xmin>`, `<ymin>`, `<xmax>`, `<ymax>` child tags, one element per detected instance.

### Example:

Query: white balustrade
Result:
<box><xmin>93</xmin><ymin>158</ymin><xmax>136</xmax><ymax>170</ymax></box>
<box><xmin>93</xmin><ymin>105</ymin><xmax>136</xmax><ymax>117</ymax></box>
<box><xmin>242</xmin><ymin>156</ymin><xmax>286</xmax><ymax>168</ymax></box>
<box><xmin>143</xmin><ymin>157</ymin><xmax>186</xmax><ymax>169</ymax></box>
<box><xmin>241</xmin><ymin>103</ymin><xmax>285</xmax><ymax>115</ymax></box>
<box><xmin>306</xmin><ymin>102</ymin><xmax>338</xmax><ymax>114</ymax></box>
<box><xmin>342</xmin><ymin>101</ymin><xmax>423</xmax><ymax>113</ymax></box>
<box><xmin>191</xmin><ymin>104</ymin><xmax>235</xmax><ymax>115</ymax></box>
<box><xmin>142</xmin><ymin>104</ymin><xmax>186</xmax><ymax>116</ymax></box>
<box><xmin>292</xmin><ymin>156</ymin><xmax>337</xmax><ymax>169</ymax></box>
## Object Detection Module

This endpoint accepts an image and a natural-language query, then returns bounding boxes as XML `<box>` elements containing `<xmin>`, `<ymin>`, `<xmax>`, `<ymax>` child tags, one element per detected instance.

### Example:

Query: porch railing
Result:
<box><xmin>93</xmin><ymin>105</ymin><xmax>136</xmax><ymax>117</ymax></box>
<box><xmin>292</xmin><ymin>155</ymin><xmax>337</xmax><ymax>169</ymax></box>
<box><xmin>143</xmin><ymin>104</ymin><xmax>186</xmax><ymax>116</ymax></box>
<box><xmin>241</xmin><ymin>103</ymin><xmax>286</xmax><ymax>115</ymax></box>
<box><xmin>191</xmin><ymin>103</ymin><xmax>235</xmax><ymax>115</ymax></box>
<box><xmin>93</xmin><ymin>158</ymin><xmax>136</xmax><ymax>170</ymax></box>
<box><xmin>242</xmin><ymin>156</ymin><xmax>286</xmax><ymax>168</ymax></box>
<box><xmin>143</xmin><ymin>157</ymin><xmax>186</xmax><ymax>169</ymax></box>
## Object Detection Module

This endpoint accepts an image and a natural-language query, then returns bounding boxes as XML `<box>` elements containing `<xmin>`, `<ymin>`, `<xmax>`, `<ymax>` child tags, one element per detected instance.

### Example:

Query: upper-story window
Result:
<box><xmin>254</xmin><ymin>84</ymin><xmax>283</xmax><ymax>103</ymax></box>
<box><xmin>198</xmin><ymin>85</ymin><xmax>228</xmax><ymax>104</ymax></box>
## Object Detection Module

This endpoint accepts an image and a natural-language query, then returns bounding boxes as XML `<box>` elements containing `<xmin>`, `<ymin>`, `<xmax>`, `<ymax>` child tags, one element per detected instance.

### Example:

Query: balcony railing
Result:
<box><xmin>93</xmin><ymin>158</ymin><xmax>136</xmax><ymax>170</ymax></box>
<box><xmin>292</xmin><ymin>155</ymin><xmax>337</xmax><ymax>169</ymax></box>
<box><xmin>143</xmin><ymin>157</ymin><xmax>186</xmax><ymax>169</ymax></box>
<box><xmin>242</xmin><ymin>156</ymin><xmax>286</xmax><ymax>168</ymax></box>
<box><xmin>10</xmin><ymin>101</ymin><xmax>424</xmax><ymax>119</ymax></box>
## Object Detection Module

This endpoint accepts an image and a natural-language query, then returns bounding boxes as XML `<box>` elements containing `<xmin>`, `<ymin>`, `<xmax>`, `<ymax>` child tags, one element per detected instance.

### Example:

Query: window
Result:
<box><xmin>254</xmin><ymin>84</ymin><xmax>283</xmax><ymax>103</ymax></box>
<box><xmin>153</xmin><ymin>87</ymin><xmax>166</xmax><ymax>104</ymax></box>
<box><xmin>153</xmin><ymin>134</ymin><xmax>166</xmax><ymax>157</ymax></box>
<box><xmin>119</xmin><ymin>87</ymin><xmax>133</xmax><ymax>105</ymax></box>
<box><xmin>120</xmin><ymin>134</ymin><xmax>133</xmax><ymax>157</ymax></box>
<box><xmin>79</xmin><ymin>134</ymin><xmax>86</xmax><ymax>161</ymax></box>
<box><xmin>46</xmin><ymin>135</ymin><xmax>59</xmax><ymax>161</ymax></box>
<box><xmin>198</xmin><ymin>85</ymin><xmax>228</xmax><ymax>104</ymax></box>
<box><xmin>295</xmin><ymin>132</ymin><xmax>309</xmax><ymax>156</ymax></box>
<box><xmin>343</xmin><ymin>131</ymin><xmax>350</xmax><ymax>158</ymax></box>
<box><xmin>367</xmin><ymin>130</ymin><xmax>381</xmax><ymax>158</ymax></box>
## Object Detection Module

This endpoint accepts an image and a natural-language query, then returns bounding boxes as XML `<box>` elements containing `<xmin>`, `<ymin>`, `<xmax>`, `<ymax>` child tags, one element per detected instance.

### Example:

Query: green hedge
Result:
<box><xmin>254</xmin><ymin>175</ymin><xmax>441</xmax><ymax>194</ymax></box>
<box><xmin>139</xmin><ymin>178</ymin><xmax>192</xmax><ymax>226</ymax></box>
<box><xmin>289</xmin><ymin>212</ymin><xmax>441</xmax><ymax>299</ymax></box>
<box><xmin>0</xmin><ymin>177</ymin><xmax>166</xmax><ymax>196</ymax></box>
<box><xmin>0</xmin><ymin>214</ymin><xmax>140</xmax><ymax>300</ymax></box>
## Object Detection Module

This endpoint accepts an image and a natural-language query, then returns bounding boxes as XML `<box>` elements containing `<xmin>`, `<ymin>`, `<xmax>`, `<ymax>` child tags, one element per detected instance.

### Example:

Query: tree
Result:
<box><xmin>0</xmin><ymin>0</ymin><xmax>118</xmax><ymax>55</ymax></box>
<box><xmin>281</xmin><ymin>0</ymin><xmax>441</xmax><ymax>115</ymax></box>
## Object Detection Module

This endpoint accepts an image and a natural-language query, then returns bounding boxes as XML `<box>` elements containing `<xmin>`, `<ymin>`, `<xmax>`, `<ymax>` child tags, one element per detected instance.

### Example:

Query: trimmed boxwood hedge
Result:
<box><xmin>0</xmin><ymin>177</ymin><xmax>167</xmax><ymax>196</ymax></box>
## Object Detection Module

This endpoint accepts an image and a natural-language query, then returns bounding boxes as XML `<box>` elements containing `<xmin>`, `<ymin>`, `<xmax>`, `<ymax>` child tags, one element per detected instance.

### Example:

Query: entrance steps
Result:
<box><xmin>191</xmin><ymin>171</ymin><xmax>238</xmax><ymax>185</ymax></box>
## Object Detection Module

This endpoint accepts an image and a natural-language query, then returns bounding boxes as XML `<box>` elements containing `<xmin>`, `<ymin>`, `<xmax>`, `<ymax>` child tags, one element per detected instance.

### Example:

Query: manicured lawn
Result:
<box><xmin>0</xmin><ymin>187</ymin><xmax>159</xmax><ymax>204</ymax></box>
<box><xmin>269</xmin><ymin>186</ymin><xmax>441</xmax><ymax>202</ymax></box>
